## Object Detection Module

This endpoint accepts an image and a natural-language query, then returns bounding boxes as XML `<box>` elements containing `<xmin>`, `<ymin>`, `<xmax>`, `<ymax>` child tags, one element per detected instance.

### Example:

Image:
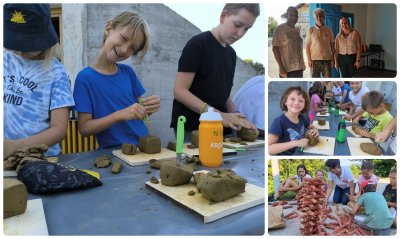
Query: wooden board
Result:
<box><xmin>312</xmin><ymin>120</ymin><xmax>330</xmax><ymax>130</ymax></box>
<box><xmin>182</xmin><ymin>143</ymin><xmax>237</xmax><ymax>157</ymax></box>
<box><xmin>4</xmin><ymin>199</ymin><xmax>48</xmax><ymax>235</ymax></box>
<box><xmin>316</xmin><ymin>112</ymin><xmax>330</xmax><ymax>117</ymax></box>
<box><xmin>339</xmin><ymin>110</ymin><xmax>347</xmax><ymax>115</ymax></box>
<box><xmin>223</xmin><ymin>139</ymin><xmax>264</xmax><ymax>149</ymax></box>
<box><xmin>303</xmin><ymin>136</ymin><xmax>336</xmax><ymax>156</ymax></box>
<box><xmin>112</xmin><ymin>148</ymin><xmax>176</xmax><ymax>166</ymax></box>
<box><xmin>146</xmin><ymin>176</ymin><xmax>264</xmax><ymax>223</ymax></box>
<box><xmin>346</xmin><ymin>126</ymin><xmax>362</xmax><ymax>138</ymax></box>
<box><xmin>346</xmin><ymin>137</ymin><xmax>383</xmax><ymax>156</ymax></box>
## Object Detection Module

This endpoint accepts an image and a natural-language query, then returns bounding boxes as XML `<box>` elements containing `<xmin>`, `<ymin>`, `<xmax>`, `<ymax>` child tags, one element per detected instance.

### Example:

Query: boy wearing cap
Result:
<box><xmin>3</xmin><ymin>4</ymin><xmax>74</xmax><ymax>157</ymax></box>
<box><xmin>351</xmin><ymin>181</ymin><xmax>394</xmax><ymax>235</ymax></box>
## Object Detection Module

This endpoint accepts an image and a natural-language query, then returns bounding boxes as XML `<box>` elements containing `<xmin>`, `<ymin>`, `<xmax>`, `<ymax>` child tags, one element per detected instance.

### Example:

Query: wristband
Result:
<box><xmin>199</xmin><ymin>103</ymin><xmax>208</xmax><ymax>114</ymax></box>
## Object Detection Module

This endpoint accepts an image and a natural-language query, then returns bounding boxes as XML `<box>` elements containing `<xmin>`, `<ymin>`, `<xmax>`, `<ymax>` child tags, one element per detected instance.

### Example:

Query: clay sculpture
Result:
<box><xmin>111</xmin><ymin>162</ymin><xmax>123</xmax><ymax>174</ymax></box>
<box><xmin>194</xmin><ymin>169</ymin><xmax>247</xmax><ymax>202</ymax></box>
<box><xmin>160</xmin><ymin>163</ymin><xmax>193</xmax><ymax>186</ymax></box>
<box><xmin>237</xmin><ymin>128</ymin><xmax>259</xmax><ymax>142</ymax></box>
<box><xmin>360</xmin><ymin>143</ymin><xmax>382</xmax><ymax>156</ymax></box>
<box><xmin>305</xmin><ymin>131</ymin><xmax>319</xmax><ymax>146</ymax></box>
<box><xmin>167</xmin><ymin>141</ymin><xmax>176</xmax><ymax>151</ymax></box>
<box><xmin>121</xmin><ymin>143</ymin><xmax>137</xmax><ymax>155</ymax></box>
<box><xmin>191</xmin><ymin>130</ymin><xmax>199</xmax><ymax>148</ymax></box>
<box><xmin>138</xmin><ymin>136</ymin><xmax>161</xmax><ymax>154</ymax></box>
<box><xmin>317</xmin><ymin>118</ymin><xmax>326</xmax><ymax>126</ymax></box>
<box><xmin>4</xmin><ymin>144</ymin><xmax>48</xmax><ymax>171</ymax></box>
<box><xmin>4</xmin><ymin>178</ymin><xmax>28</xmax><ymax>219</ymax></box>
<box><xmin>320</xmin><ymin>110</ymin><xmax>327</xmax><ymax>115</ymax></box>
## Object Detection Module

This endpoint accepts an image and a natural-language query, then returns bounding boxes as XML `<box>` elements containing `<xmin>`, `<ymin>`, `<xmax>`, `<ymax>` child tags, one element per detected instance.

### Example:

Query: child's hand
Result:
<box><xmin>141</xmin><ymin>95</ymin><xmax>160</xmax><ymax>114</ymax></box>
<box><xmin>308</xmin><ymin>128</ymin><xmax>319</xmax><ymax>138</ymax></box>
<box><xmin>297</xmin><ymin>138</ymin><xmax>309</xmax><ymax>148</ymax></box>
<box><xmin>221</xmin><ymin>112</ymin><xmax>258</xmax><ymax>133</ymax></box>
<box><xmin>344</xmin><ymin>114</ymin><xmax>352</xmax><ymax>121</ymax></box>
<box><xmin>354</xmin><ymin>128</ymin><xmax>369</xmax><ymax>138</ymax></box>
<box><xmin>119</xmin><ymin>103</ymin><xmax>147</xmax><ymax>121</ymax></box>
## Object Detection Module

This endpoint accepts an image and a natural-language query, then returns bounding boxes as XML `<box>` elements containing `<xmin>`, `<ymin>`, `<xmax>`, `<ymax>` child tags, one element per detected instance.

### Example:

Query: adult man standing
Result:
<box><xmin>306</xmin><ymin>8</ymin><xmax>335</xmax><ymax>78</ymax></box>
<box><xmin>272</xmin><ymin>6</ymin><xmax>305</xmax><ymax>78</ymax></box>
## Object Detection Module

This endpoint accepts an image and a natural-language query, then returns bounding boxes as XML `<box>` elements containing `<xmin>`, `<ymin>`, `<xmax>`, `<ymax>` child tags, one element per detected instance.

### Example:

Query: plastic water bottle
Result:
<box><xmin>334</xmin><ymin>105</ymin><xmax>339</xmax><ymax>117</ymax></box>
<box><xmin>199</xmin><ymin>107</ymin><xmax>223</xmax><ymax>167</ymax></box>
<box><xmin>336</xmin><ymin>119</ymin><xmax>346</xmax><ymax>143</ymax></box>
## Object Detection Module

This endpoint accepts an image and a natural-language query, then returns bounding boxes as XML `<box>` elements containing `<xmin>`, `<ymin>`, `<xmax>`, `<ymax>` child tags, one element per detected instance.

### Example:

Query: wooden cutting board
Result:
<box><xmin>4</xmin><ymin>199</ymin><xmax>48</xmax><ymax>235</ymax></box>
<box><xmin>223</xmin><ymin>139</ymin><xmax>264</xmax><ymax>149</ymax></box>
<box><xmin>303</xmin><ymin>136</ymin><xmax>336</xmax><ymax>156</ymax></box>
<box><xmin>312</xmin><ymin>120</ymin><xmax>330</xmax><ymax>130</ymax></box>
<box><xmin>182</xmin><ymin>143</ymin><xmax>237</xmax><ymax>157</ymax></box>
<box><xmin>347</xmin><ymin>137</ymin><xmax>383</xmax><ymax>156</ymax></box>
<box><xmin>146</xmin><ymin>175</ymin><xmax>264</xmax><ymax>223</ymax></box>
<box><xmin>112</xmin><ymin>148</ymin><xmax>176</xmax><ymax>166</ymax></box>
<box><xmin>346</xmin><ymin>126</ymin><xmax>362</xmax><ymax>138</ymax></box>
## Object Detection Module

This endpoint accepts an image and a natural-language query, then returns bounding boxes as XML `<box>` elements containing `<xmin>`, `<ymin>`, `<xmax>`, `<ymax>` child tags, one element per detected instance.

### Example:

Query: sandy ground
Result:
<box><xmin>268</xmin><ymin>181</ymin><xmax>396</xmax><ymax>236</ymax></box>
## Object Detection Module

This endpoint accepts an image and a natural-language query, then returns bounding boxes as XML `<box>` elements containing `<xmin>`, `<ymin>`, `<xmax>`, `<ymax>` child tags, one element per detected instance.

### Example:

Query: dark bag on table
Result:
<box><xmin>17</xmin><ymin>161</ymin><xmax>102</xmax><ymax>194</ymax></box>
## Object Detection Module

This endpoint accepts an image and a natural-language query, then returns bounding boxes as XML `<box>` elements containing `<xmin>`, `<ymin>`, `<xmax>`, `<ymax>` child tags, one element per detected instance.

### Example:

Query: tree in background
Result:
<box><xmin>268</xmin><ymin>17</ymin><xmax>278</xmax><ymax>37</ymax></box>
<box><xmin>244</xmin><ymin>59</ymin><xmax>264</xmax><ymax>74</ymax></box>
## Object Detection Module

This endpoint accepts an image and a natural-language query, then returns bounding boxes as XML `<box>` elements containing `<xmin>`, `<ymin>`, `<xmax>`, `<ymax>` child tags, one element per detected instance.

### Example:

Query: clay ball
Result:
<box><xmin>237</xmin><ymin>128</ymin><xmax>258</xmax><ymax>142</ymax></box>
<box><xmin>318</xmin><ymin>119</ymin><xmax>326</xmax><ymax>126</ymax></box>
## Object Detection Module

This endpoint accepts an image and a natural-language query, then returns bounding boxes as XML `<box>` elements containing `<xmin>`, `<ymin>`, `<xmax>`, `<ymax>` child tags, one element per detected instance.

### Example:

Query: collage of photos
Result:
<box><xmin>267</xmin><ymin>2</ymin><xmax>397</xmax><ymax>237</ymax></box>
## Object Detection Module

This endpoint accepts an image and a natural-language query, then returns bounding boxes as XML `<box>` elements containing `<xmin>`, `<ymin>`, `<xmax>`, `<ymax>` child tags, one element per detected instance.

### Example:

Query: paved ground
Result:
<box><xmin>267</xmin><ymin>46</ymin><xmax>311</xmax><ymax>78</ymax></box>
<box><xmin>268</xmin><ymin>180</ymin><xmax>396</xmax><ymax>236</ymax></box>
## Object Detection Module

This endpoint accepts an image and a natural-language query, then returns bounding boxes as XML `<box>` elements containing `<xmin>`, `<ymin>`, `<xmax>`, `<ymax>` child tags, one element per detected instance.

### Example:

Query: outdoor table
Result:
<box><xmin>25</xmin><ymin>147</ymin><xmax>265</xmax><ymax>235</ymax></box>
<box><xmin>294</xmin><ymin>112</ymin><xmax>389</xmax><ymax>156</ymax></box>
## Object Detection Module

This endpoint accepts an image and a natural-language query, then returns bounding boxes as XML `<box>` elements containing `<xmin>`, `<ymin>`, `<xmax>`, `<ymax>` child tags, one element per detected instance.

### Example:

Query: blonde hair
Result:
<box><xmin>223</xmin><ymin>4</ymin><xmax>260</xmax><ymax>17</ymax></box>
<box><xmin>103</xmin><ymin>11</ymin><xmax>150</xmax><ymax>63</ymax></box>
<box><xmin>338</xmin><ymin>17</ymin><xmax>354</xmax><ymax>35</ymax></box>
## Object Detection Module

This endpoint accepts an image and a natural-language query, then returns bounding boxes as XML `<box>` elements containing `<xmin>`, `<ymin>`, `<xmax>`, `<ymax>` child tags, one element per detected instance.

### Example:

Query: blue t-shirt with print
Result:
<box><xmin>269</xmin><ymin>113</ymin><xmax>310</xmax><ymax>155</ymax></box>
<box><xmin>3</xmin><ymin>50</ymin><xmax>75</xmax><ymax>156</ymax></box>
<box><xmin>73</xmin><ymin>64</ymin><xmax>148</xmax><ymax>148</ymax></box>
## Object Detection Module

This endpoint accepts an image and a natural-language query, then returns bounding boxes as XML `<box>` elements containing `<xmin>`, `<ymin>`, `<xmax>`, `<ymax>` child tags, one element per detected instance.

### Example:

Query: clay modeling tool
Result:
<box><xmin>139</xmin><ymin>98</ymin><xmax>151</xmax><ymax>135</ymax></box>
<box><xmin>176</xmin><ymin>115</ymin><xmax>186</xmax><ymax>166</ymax></box>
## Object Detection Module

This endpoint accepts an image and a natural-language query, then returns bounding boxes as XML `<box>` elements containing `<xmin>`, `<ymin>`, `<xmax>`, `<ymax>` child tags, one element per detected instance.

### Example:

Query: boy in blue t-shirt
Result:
<box><xmin>351</xmin><ymin>181</ymin><xmax>394</xmax><ymax>235</ymax></box>
<box><xmin>73</xmin><ymin>12</ymin><xmax>160</xmax><ymax>149</ymax></box>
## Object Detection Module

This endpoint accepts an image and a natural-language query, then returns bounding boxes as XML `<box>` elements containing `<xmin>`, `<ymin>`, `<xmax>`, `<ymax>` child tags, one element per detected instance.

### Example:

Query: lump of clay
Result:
<box><xmin>111</xmin><ymin>162</ymin><xmax>123</xmax><ymax>174</ymax></box>
<box><xmin>160</xmin><ymin>163</ymin><xmax>193</xmax><ymax>186</ymax></box>
<box><xmin>318</xmin><ymin>118</ymin><xmax>326</xmax><ymax>126</ymax></box>
<box><xmin>95</xmin><ymin>155</ymin><xmax>111</xmax><ymax>168</ymax></box>
<box><xmin>360</xmin><ymin>143</ymin><xmax>382</xmax><ymax>156</ymax></box>
<box><xmin>121</xmin><ymin>143</ymin><xmax>137</xmax><ymax>155</ymax></box>
<box><xmin>4</xmin><ymin>178</ymin><xmax>28</xmax><ymax>219</ymax></box>
<box><xmin>194</xmin><ymin>169</ymin><xmax>247</xmax><ymax>202</ymax></box>
<box><xmin>167</xmin><ymin>141</ymin><xmax>176</xmax><ymax>151</ymax></box>
<box><xmin>320</xmin><ymin>110</ymin><xmax>327</xmax><ymax>115</ymax></box>
<box><xmin>237</xmin><ymin>128</ymin><xmax>259</xmax><ymax>142</ymax></box>
<box><xmin>191</xmin><ymin>130</ymin><xmax>199</xmax><ymax>148</ymax></box>
<box><xmin>4</xmin><ymin>144</ymin><xmax>48</xmax><ymax>171</ymax></box>
<box><xmin>139</xmin><ymin>136</ymin><xmax>161</xmax><ymax>154</ymax></box>
<box><xmin>305</xmin><ymin>131</ymin><xmax>319</xmax><ymax>146</ymax></box>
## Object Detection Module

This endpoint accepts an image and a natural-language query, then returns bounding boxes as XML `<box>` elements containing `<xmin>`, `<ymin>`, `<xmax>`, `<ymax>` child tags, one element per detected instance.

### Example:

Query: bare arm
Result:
<box><xmin>338</xmin><ymin>89</ymin><xmax>348</xmax><ymax>105</ymax></box>
<box><xmin>4</xmin><ymin>107</ymin><xmax>69</xmax><ymax>158</ymax></box>
<box><xmin>335</xmin><ymin>35</ymin><xmax>340</xmax><ymax>69</ymax></box>
<box><xmin>349</xmin><ymin>180</ymin><xmax>355</xmax><ymax>197</ymax></box>
<box><xmin>330</xmin><ymin>36</ymin><xmax>336</xmax><ymax>67</ymax></box>
<box><xmin>272</xmin><ymin>46</ymin><xmax>287</xmax><ymax>77</ymax></box>
<box><xmin>376</xmin><ymin>116</ymin><xmax>397</xmax><ymax>142</ymax></box>
<box><xmin>351</xmin><ymin>203</ymin><xmax>360</xmax><ymax>217</ymax></box>
<box><xmin>354</xmin><ymin>30</ymin><xmax>362</xmax><ymax>69</ymax></box>
<box><xmin>325</xmin><ymin>180</ymin><xmax>334</xmax><ymax>204</ymax></box>
<box><xmin>306</xmin><ymin>41</ymin><xmax>312</xmax><ymax>68</ymax></box>
<box><xmin>268</xmin><ymin>133</ymin><xmax>308</xmax><ymax>155</ymax></box>
<box><xmin>77</xmin><ymin>103</ymin><xmax>146</xmax><ymax>137</ymax></box>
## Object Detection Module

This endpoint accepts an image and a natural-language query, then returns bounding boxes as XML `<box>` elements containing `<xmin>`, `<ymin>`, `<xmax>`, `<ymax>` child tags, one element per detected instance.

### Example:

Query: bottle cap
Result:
<box><xmin>199</xmin><ymin>107</ymin><xmax>222</xmax><ymax>121</ymax></box>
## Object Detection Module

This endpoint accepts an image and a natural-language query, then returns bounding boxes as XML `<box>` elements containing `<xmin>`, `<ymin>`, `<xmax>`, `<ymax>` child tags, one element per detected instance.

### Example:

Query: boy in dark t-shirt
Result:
<box><xmin>170</xmin><ymin>4</ymin><xmax>260</xmax><ymax>136</ymax></box>
<box><xmin>383</xmin><ymin>167</ymin><xmax>397</xmax><ymax>227</ymax></box>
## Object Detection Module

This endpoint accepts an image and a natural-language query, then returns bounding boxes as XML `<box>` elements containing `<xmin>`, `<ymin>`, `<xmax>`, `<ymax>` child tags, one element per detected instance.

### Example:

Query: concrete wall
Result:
<box><xmin>62</xmin><ymin>3</ymin><xmax>258</xmax><ymax>146</ymax></box>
